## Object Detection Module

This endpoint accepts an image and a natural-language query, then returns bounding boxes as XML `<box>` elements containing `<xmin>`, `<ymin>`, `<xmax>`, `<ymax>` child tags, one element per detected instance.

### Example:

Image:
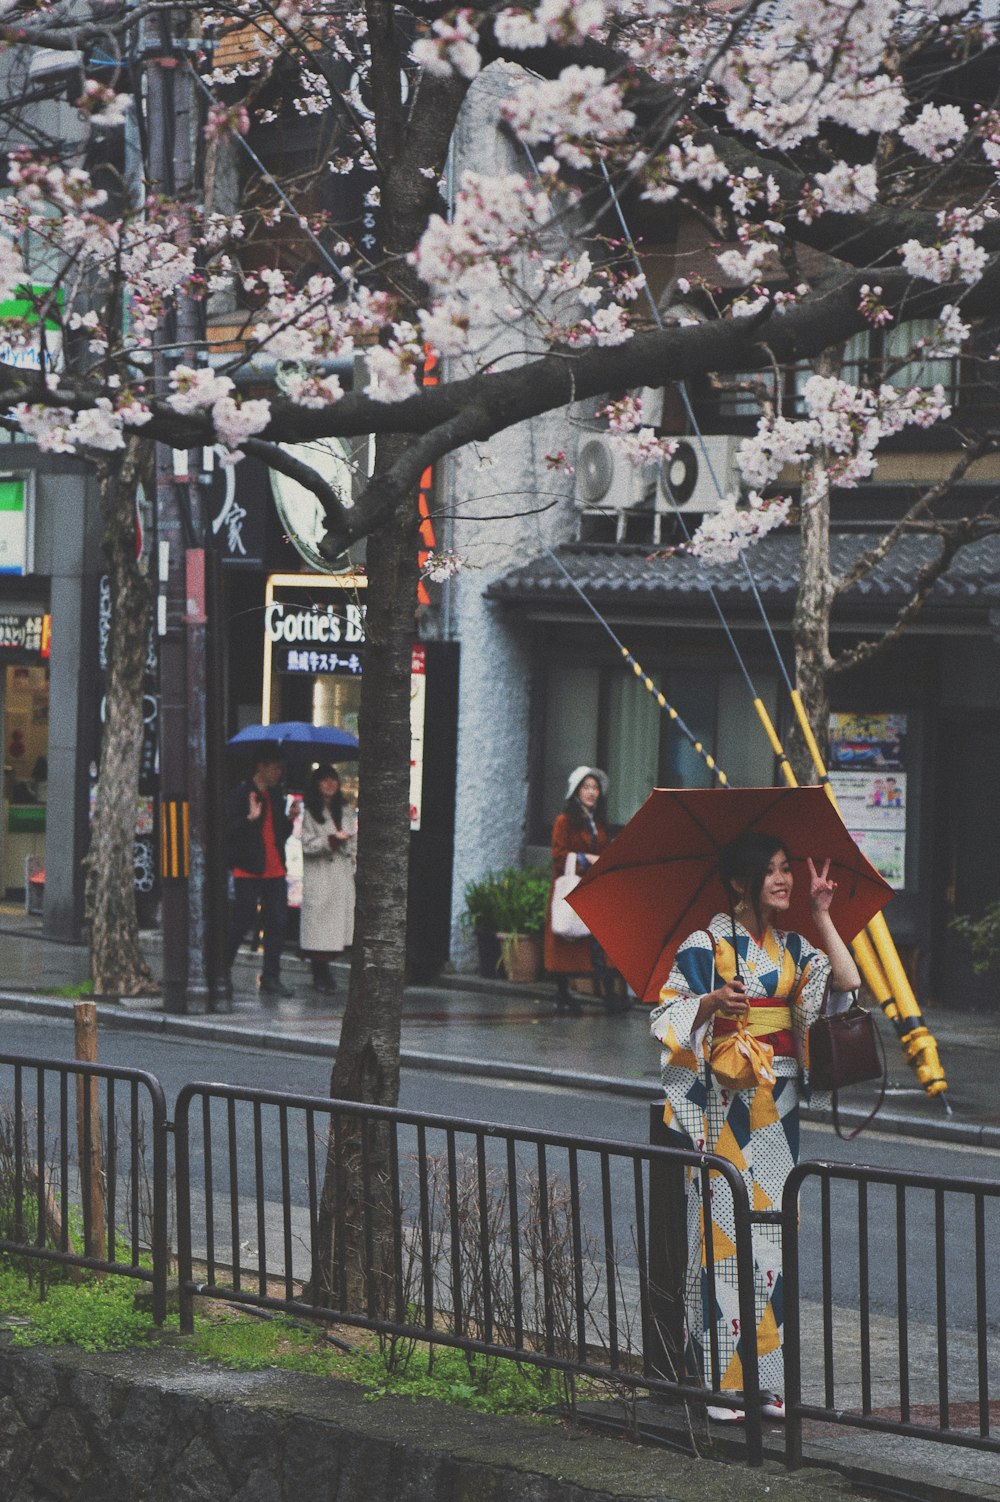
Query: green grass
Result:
<box><xmin>0</xmin><ymin>1264</ymin><xmax>155</xmax><ymax>1351</ymax></box>
<box><xmin>184</xmin><ymin>1306</ymin><xmax>563</xmax><ymax>1417</ymax></box>
<box><xmin>0</xmin><ymin>1258</ymin><xmax>565</xmax><ymax>1419</ymax></box>
<box><xmin>51</xmin><ymin>979</ymin><xmax>94</xmax><ymax>999</ymax></box>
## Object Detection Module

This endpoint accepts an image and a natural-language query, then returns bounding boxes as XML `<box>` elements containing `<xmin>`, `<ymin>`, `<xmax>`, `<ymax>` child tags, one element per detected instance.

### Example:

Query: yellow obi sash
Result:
<box><xmin>713</xmin><ymin>997</ymin><xmax>795</xmax><ymax>1059</ymax></box>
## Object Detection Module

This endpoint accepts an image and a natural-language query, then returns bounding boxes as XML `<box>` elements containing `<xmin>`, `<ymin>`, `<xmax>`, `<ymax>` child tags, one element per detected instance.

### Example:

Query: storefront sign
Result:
<box><xmin>829</xmin><ymin>713</ymin><xmax>908</xmax><ymax>890</ymax></box>
<box><xmin>0</xmin><ymin>610</ymin><xmax>49</xmax><ymax>655</ymax></box>
<box><xmin>277</xmin><ymin>646</ymin><xmax>362</xmax><ymax>676</ymax></box>
<box><xmin>0</xmin><ymin>287</ymin><xmax>63</xmax><ymax>375</ymax></box>
<box><xmin>265</xmin><ymin>599</ymin><xmax>366</xmax><ymax>646</ymax></box>
<box><xmin>269</xmin><ymin>438</ymin><xmax>356</xmax><ymax>574</ymax></box>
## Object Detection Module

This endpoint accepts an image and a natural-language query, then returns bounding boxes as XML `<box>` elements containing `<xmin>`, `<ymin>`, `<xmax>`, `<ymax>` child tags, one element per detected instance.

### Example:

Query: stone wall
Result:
<box><xmin>0</xmin><ymin>1337</ymin><xmax>849</xmax><ymax>1502</ymax></box>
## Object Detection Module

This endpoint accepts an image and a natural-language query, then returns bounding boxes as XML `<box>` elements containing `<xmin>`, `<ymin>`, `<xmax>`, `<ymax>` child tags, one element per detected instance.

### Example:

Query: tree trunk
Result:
<box><xmin>789</xmin><ymin>467</ymin><xmax>835</xmax><ymax>785</ymax></box>
<box><xmin>311</xmin><ymin>432</ymin><xmax>419</xmax><ymax>1309</ymax></box>
<box><xmin>85</xmin><ymin>439</ymin><xmax>159</xmax><ymax>997</ymax></box>
<box><xmin>306</xmin><ymin>0</ymin><xmax>464</xmax><ymax>1313</ymax></box>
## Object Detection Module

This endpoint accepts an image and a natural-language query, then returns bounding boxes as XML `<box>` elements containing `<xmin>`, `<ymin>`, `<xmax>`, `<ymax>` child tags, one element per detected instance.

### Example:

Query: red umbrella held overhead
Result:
<box><xmin>568</xmin><ymin>785</ymin><xmax>893</xmax><ymax>1003</ymax></box>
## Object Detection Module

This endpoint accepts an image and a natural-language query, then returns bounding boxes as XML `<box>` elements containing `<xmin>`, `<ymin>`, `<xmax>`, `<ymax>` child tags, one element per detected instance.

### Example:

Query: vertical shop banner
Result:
<box><xmin>206</xmin><ymin>453</ymin><xmax>266</xmax><ymax>567</ymax></box>
<box><xmin>829</xmin><ymin>713</ymin><xmax>907</xmax><ymax>890</ymax></box>
<box><xmin>94</xmin><ymin>575</ymin><xmax>160</xmax><ymax>898</ymax></box>
<box><xmin>409</xmin><ymin>644</ymin><xmax>426</xmax><ymax>831</ymax></box>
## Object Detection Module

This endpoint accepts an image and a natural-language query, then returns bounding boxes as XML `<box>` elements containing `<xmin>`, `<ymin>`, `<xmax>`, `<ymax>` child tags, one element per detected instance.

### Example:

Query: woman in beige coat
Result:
<box><xmin>299</xmin><ymin>763</ymin><xmax>356</xmax><ymax>993</ymax></box>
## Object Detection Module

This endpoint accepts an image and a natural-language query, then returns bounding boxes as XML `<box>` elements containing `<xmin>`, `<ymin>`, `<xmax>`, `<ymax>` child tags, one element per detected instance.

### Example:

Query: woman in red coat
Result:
<box><xmin>545</xmin><ymin>766</ymin><xmax>624</xmax><ymax>1016</ymax></box>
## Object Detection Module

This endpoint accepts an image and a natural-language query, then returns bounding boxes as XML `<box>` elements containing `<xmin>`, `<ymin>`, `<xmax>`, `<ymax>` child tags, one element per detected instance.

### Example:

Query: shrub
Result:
<box><xmin>463</xmin><ymin>867</ymin><xmax>550</xmax><ymax>936</ymax></box>
<box><xmin>951</xmin><ymin>902</ymin><xmax>1000</xmax><ymax>974</ymax></box>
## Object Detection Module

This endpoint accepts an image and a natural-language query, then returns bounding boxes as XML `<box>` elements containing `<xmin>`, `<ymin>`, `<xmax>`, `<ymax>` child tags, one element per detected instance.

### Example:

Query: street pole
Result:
<box><xmin>145</xmin><ymin>13</ymin><xmax>213</xmax><ymax>1013</ymax></box>
<box><xmin>173</xmin><ymin>34</ymin><xmax>211</xmax><ymax>1013</ymax></box>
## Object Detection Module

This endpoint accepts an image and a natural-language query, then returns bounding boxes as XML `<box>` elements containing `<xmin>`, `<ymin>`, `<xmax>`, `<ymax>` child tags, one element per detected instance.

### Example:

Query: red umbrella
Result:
<box><xmin>568</xmin><ymin>785</ymin><xmax>893</xmax><ymax>1003</ymax></box>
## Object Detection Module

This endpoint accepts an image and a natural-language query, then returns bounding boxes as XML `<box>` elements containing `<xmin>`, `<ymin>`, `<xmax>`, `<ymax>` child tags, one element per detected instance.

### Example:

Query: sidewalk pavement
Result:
<box><xmin>0</xmin><ymin>909</ymin><xmax>995</xmax><ymax>1146</ymax></box>
<box><xmin>0</xmin><ymin>911</ymin><xmax>998</xmax><ymax>1499</ymax></box>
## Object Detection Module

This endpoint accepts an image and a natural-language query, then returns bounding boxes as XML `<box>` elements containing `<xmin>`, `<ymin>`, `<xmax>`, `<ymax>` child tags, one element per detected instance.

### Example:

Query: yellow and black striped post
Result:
<box><xmin>786</xmin><ymin>690</ymin><xmax>948</xmax><ymax>1099</ymax></box>
<box><xmin>619</xmin><ymin>646</ymin><xmax>728</xmax><ymax>786</ymax></box>
<box><xmin>160</xmin><ymin>799</ymin><xmax>190</xmax><ymax>881</ymax></box>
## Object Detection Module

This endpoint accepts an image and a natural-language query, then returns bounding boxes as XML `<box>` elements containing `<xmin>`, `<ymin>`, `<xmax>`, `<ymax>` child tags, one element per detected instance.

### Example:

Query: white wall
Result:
<box><xmin>443</xmin><ymin>65</ymin><xmax>587</xmax><ymax>966</ymax></box>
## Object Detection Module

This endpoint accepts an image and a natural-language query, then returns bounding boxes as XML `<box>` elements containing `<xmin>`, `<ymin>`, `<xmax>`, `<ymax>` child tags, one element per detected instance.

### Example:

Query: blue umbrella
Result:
<box><xmin>227</xmin><ymin>722</ymin><xmax>360</xmax><ymax>757</ymax></box>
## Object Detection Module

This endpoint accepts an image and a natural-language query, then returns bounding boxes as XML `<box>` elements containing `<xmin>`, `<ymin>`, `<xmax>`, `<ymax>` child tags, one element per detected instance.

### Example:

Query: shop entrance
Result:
<box><xmin>0</xmin><ymin>662</ymin><xmax>49</xmax><ymax>903</ymax></box>
<box><xmin>931</xmin><ymin>709</ymin><xmax>1000</xmax><ymax>1008</ymax></box>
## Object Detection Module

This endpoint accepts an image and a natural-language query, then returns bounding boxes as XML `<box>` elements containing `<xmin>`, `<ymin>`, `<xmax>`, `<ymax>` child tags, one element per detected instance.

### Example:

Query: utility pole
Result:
<box><xmin>145</xmin><ymin>11</ymin><xmax>220</xmax><ymax>1013</ymax></box>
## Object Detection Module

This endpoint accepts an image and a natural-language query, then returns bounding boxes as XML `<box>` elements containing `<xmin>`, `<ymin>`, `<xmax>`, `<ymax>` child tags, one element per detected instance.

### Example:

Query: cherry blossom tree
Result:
<box><xmin>3</xmin><ymin>0</ymin><xmax>1000</xmax><ymax>1273</ymax></box>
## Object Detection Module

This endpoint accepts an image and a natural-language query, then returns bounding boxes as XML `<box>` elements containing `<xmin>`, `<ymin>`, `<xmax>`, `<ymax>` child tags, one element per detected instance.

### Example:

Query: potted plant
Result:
<box><xmin>462</xmin><ymin>871</ymin><xmax>506</xmax><ymax>977</ymax></box>
<box><xmin>462</xmin><ymin>867</ymin><xmax>551</xmax><ymax>981</ymax></box>
<box><xmin>492</xmin><ymin>868</ymin><xmax>551</xmax><ymax>983</ymax></box>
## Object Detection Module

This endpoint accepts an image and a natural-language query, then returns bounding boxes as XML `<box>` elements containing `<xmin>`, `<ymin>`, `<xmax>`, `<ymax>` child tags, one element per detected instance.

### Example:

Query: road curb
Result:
<box><xmin>2</xmin><ymin>989</ymin><xmax>999</xmax><ymax>1149</ymax></box>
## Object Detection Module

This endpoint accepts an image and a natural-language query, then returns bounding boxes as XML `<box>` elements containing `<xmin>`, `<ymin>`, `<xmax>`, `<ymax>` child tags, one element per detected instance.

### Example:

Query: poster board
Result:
<box><xmin>829</xmin><ymin>714</ymin><xmax>908</xmax><ymax>890</ymax></box>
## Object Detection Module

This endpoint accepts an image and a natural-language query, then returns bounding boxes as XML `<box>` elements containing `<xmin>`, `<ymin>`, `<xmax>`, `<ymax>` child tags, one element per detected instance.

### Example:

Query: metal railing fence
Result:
<box><xmin>782</xmin><ymin>1158</ymin><xmax>1000</xmax><ymax>1465</ymax></box>
<box><xmin>3</xmin><ymin>1047</ymin><xmax>998</xmax><ymax>1471</ymax></box>
<box><xmin>0</xmin><ymin>1051</ymin><xmax>169</xmax><ymax>1321</ymax></box>
<box><xmin>174</xmin><ymin>1081</ymin><xmax>765</xmax><ymax>1464</ymax></box>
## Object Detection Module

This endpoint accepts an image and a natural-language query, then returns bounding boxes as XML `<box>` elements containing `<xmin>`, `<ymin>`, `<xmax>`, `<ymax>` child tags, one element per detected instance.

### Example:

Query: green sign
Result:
<box><xmin>0</xmin><ymin>478</ymin><xmax>27</xmax><ymax>575</ymax></box>
<box><xmin>0</xmin><ymin>284</ymin><xmax>63</xmax><ymax>330</ymax></box>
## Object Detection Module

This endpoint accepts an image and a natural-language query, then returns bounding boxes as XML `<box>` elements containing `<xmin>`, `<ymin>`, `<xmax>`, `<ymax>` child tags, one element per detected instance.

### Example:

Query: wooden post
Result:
<box><xmin>74</xmin><ymin>1001</ymin><xmax>106</xmax><ymax>1263</ymax></box>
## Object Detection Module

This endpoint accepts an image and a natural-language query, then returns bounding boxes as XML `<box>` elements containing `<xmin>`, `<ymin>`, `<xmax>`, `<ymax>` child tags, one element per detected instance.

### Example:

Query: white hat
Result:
<box><xmin>565</xmin><ymin>765</ymin><xmax>609</xmax><ymax>801</ymax></box>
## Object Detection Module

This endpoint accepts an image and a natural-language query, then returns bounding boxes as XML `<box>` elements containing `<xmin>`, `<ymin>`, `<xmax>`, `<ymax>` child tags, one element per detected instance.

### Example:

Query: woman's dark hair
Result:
<box><xmin>718</xmin><ymin>832</ymin><xmax>789</xmax><ymax>929</ymax></box>
<box><xmin>304</xmin><ymin>763</ymin><xmax>345</xmax><ymax>828</ymax></box>
<box><xmin>562</xmin><ymin>777</ymin><xmax>607</xmax><ymax>830</ymax></box>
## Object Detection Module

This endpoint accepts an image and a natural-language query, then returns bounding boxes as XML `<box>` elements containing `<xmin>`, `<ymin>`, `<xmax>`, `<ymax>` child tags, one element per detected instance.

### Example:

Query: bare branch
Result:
<box><xmin>830</xmin><ymin>518</ymin><xmax>1000</xmax><ymax>677</ymax></box>
<box><xmin>240</xmin><ymin>437</ymin><xmax>352</xmax><ymax>533</ymax></box>
<box><xmin>831</xmin><ymin>437</ymin><xmax>1000</xmax><ymax>596</ymax></box>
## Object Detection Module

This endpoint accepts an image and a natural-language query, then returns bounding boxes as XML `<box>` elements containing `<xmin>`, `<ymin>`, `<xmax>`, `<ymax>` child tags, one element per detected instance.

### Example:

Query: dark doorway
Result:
<box><xmin>931</xmin><ymin>711</ymin><xmax>1000</xmax><ymax>1009</ymax></box>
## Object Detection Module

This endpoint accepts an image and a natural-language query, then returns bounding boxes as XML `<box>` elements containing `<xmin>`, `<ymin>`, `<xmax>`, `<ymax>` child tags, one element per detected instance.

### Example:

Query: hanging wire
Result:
<box><xmin>596</xmin><ymin>161</ymin><xmax>797</xmax><ymax>693</ymax></box>
<box><xmin>592</xmin><ymin>161</ymin><xmax>949</xmax><ymax>1103</ymax></box>
<box><xmin>521</xmin><ymin>140</ymin><xmax>795</xmax><ymax>782</ymax></box>
<box><xmin>186</xmin><ymin>63</ymin><xmax>356</xmax><ymax>293</ymax></box>
<box><xmin>543</xmin><ymin>545</ymin><xmax>728</xmax><ymax>784</ymax></box>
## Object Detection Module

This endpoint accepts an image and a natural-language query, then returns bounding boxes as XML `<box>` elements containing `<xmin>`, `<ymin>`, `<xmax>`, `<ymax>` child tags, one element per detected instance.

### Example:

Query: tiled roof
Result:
<box><xmin>486</xmin><ymin>532</ymin><xmax>1000</xmax><ymax>615</ymax></box>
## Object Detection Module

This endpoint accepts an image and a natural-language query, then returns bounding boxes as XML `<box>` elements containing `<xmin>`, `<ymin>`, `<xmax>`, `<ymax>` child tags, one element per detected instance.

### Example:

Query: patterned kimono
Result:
<box><xmin>649</xmin><ymin>915</ymin><xmax>835</xmax><ymax>1397</ymax></box>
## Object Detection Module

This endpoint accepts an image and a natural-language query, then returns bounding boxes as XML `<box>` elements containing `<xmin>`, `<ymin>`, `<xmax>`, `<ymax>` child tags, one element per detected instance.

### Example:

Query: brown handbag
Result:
<box><xmin>808</xmin><ymin>996</ymin><xmax>887</xmax><ymax>1139</ymax></box>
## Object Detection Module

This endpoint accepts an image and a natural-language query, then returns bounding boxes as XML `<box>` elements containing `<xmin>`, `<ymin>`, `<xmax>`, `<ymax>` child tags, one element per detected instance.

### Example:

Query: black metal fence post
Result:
<box><xmin>646</xmin><ymin>1104</ymin><xmax>690</xmax><ymax>1390</ymax></box>
<box><xmin>781</xmin><ymin>1164</ymin><xmax>804</xmax><ymax>1469</ymax></box>
<box><xmin>148</xmin><ymin>1076</ymin><xmax>170</xmax><ymax>1327</ymax></box>
<box><xmin>173</xmin><ymin>1085</ymin><xmax>196</xmax><ymax>1335</ymax></box>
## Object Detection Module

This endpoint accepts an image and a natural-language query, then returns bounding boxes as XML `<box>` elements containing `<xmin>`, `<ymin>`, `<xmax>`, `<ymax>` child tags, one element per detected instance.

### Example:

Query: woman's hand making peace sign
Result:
<box><xmin>805</xmin><ymin>856</ymin><xmax>862</xmax><ymax>991</ymax></box>
<box><xmin>807</xmin><ymin>856</ymin><xmax>838</xmax><ymax>918</ymax></box>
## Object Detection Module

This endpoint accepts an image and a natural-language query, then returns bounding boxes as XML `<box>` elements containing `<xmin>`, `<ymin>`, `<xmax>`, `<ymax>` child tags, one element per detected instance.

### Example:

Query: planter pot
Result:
<box><xmin>497</xmin><ymin>932</ymin><xmax>543</xmax><ymax>984</ymax></box>
<box><xmin>475</xmin><ymin>928</ymin><xmax>502</xmax><ymax>978</ymax></box>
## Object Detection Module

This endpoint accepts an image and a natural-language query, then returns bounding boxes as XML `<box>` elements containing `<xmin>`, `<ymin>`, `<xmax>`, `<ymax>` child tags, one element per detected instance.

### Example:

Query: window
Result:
<box><xmin>719</xmin><ymin>321</ymin><xmax>965</xmax><ymax>426</ymax></box>
<box><xmin>538</xmin><ymin>658</ymin><xmax>780</xmax><ymax>835</ymax></box>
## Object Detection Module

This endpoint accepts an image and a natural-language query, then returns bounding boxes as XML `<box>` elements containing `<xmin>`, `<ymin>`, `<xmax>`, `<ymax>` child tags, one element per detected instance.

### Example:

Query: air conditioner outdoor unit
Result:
<box><xmin>573</xmin><ymin>389</ymin><xmax>666</xmax><ymax>514</ymax></box>
<box><xmin>574</xmin><ymin>435</ymin><xmax>654</xmax><ymax>513</ymax></box>
<box><xmin>656</xmin><ymin>434</ymin><xmax>741</xmax><ymax>514</ymax></box>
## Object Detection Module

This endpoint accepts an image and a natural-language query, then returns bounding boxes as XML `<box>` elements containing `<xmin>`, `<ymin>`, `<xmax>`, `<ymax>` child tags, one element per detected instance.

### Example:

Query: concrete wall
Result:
<box><xmin>27</xmin><ymin>452</ymin><xmax>102</xmax><ymax>940</ymax></box>
<box><xmin>440</xmin><ymin>65</ymin><xmax>587</xmax><ymax>965</ymax></box>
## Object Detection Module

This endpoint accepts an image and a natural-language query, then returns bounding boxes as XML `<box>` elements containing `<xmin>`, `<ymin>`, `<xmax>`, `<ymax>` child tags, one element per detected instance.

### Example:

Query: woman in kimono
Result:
<box><xmin>649</xmin><ymin>832</ymin><xmax>860</xmax><ymax>1421</ymax></box>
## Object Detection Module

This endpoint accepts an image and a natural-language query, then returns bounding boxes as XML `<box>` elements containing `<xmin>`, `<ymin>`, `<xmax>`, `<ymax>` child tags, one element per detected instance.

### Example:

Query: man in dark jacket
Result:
<box><xmin>226</xmin><ymin>748</ymin><xmax>294</xmax><ymax>996</ymax></box>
